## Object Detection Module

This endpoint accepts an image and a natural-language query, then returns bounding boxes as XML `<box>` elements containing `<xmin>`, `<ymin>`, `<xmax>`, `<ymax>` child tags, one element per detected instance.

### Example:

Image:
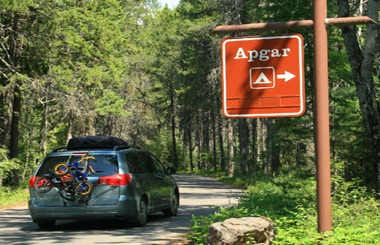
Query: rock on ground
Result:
<box><xmin>205</xmin><ymin>216</ymin><xmax>276</xmax><ymax>245</ymax></box>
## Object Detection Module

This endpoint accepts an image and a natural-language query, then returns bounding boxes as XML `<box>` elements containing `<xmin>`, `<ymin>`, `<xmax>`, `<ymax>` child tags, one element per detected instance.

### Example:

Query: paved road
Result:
<box><xmin>0</xmin><ymin>174</ymin><xmax>244</xmax><ymax>245</ymax></box>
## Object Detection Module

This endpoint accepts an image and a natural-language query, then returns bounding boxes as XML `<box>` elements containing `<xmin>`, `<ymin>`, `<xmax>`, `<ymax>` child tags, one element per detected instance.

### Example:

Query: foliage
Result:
<box><xmin>187</xmin><ymin>174</ymin><xmax>380</xmax><ymax>244</ymax></box>
<box><xmin>0</xmin><ymin>0</ymin><xmax>163</xmax><ymax>184</ymax></box>
<box><xmin>0</xmin><ymin>187</ymin><xmax>29</xmax><ymax>210</ymax></box>
<box><xmin>0</xmin><ymin>148</ymin><xmax>20</xmax><ymax>182</ymax></box>
<box><xmin>0</xmin><ymin>0</ymin><xmax>379</xmax><ymax>200</ymax></box>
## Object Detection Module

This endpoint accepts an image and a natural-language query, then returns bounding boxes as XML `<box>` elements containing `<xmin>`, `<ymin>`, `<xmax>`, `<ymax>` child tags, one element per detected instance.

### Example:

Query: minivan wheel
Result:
<box><xmin>163</xmin><ymin>191</ymin><xmax>179</xmax><ymax>217</ymax></box>
<box><xmin>133</xmin><ymin>198</ymin><xmax>148</xmax><ymax>227</ymax></box>
<box><xmin>36</xmin><ymin>220</ymin><xmax>56</xmax><ymax>230</ymax></box>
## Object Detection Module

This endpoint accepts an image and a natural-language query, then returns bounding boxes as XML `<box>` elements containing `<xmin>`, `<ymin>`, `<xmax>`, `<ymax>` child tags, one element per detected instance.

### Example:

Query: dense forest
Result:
<box><xmin>0</xmin><ymin>0</ymin><xmax>379</xmax><ymax>197</ymax></box>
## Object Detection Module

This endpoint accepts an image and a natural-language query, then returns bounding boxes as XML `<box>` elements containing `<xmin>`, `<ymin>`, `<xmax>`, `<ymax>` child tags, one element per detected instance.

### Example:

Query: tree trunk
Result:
<box><xmin>250</xmin><ymin>119</ymin><xmax>258</xmax><ymax>178</ymax></box>
<box><xmin>238</xmin><ymin>119</ymin><xmax>249</xmax><ymax>175</ymax></box>
<box><xmin>39</xmin><ymin>98</ymin><xmax>48</xmax><ymax>155</ymax></box>
<box><xmin>188</xmin><ymin>129</ymin><xmax>194</xmax><ymax>171</ymax></box>
<box><xmin>8</xmin><ymin>85</ymin><xmax>21</xmax><ymax>186</ymax></box>
<box><xmin>196</xmin><ymin>112</ymin><xmax>202</xmax><ymax>170</ymax></box>
<box><xmin>211</xmin><ymin>109</ymin><xmax>217</xmax><ymax>171</ymax></box>
<box><xmin>66</xmin><ymin>113</ymin><xmax>73</xmax><ymax>145</ymax></box>
<box><xmin>260</xmin><ymin>119</ymin><xmax>269</xmax><ymax>174</ymax></box>
<box><xmin>227</xmin><ymin>120</ymin><xmax>235</xmax><ymax>177</ymax></box>
<box><xmin>5</xmin><ymin>12</ymin><xmax>22</xmax><ymax>186</ymax></box>
<box><xmin>218</xmin><ymin>118</ymin><xmax>226</xmax><ymax>171</ymax></box>
<box><xmin>337</xmin><ymin>0</ymin><xmax>380</xmax><ymax>193</ymax></box>
<box><xmin>169</xmin><ymin>81</ymin><xmax>179</xmax><ymax>168</ymax></box>
<box><xmin>266</xmin><ymin>120</ymin><xmax>281</xmax><ymax>176</ymax></box>
<box><xmin>201</xmin><ymin>110</ymin><xmax>210</xmax><ymax>170</ymax></box>
<box><xmin>0</xmin><ymin>85</ymin><xmax>9</xmax><ymax>147</ymax></box>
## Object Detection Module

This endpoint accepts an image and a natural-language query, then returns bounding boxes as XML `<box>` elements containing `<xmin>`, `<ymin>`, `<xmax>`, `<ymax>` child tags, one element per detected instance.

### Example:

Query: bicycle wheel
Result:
<box><xmin>54</xmin><ymin>163</ymin><xmax>69</xmax><ymax>176</ymax></box>
<box><xmin>34</xmin><ymin>176</ymin><xmax>53</xmax><ymax>193</ymax></box>
<box><xmin>75</xmin><ymin>182</ymin><xmax>93</xmax><ymax>196</ymax></box>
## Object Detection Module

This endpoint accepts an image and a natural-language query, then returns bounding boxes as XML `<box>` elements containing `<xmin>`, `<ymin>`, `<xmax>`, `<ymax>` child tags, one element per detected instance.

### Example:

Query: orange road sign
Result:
<box><xmin>221</xmin><ymin>34</ymin><xmax>305</xmax><ymax>118</ymax></box>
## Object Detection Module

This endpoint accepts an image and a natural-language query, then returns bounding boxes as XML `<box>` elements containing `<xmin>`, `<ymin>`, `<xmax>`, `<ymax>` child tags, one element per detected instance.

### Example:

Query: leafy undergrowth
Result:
<box><xmin>187</xmin><ymin>174</ymin><xmax>380</xmax><ymax>244</ymax></box>
<box><xmin>0</xmin><ymin>187</ymin><xmax>29</xmax><ymax>210</ymax></box>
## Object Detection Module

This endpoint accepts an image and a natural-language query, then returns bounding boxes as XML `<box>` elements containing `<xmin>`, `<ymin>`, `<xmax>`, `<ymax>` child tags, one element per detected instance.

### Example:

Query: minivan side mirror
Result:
<box><xmin>166</xmin><ymin>167</ymin><xmax>177</xmax><ymax>175</ymax></box>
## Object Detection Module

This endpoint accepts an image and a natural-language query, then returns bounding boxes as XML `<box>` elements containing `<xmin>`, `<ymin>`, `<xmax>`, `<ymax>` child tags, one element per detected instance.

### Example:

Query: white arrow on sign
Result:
<box><xmin>277</xmin><ymin>71</ymin><xmax>295</xmax><ymax>82</ymax></box>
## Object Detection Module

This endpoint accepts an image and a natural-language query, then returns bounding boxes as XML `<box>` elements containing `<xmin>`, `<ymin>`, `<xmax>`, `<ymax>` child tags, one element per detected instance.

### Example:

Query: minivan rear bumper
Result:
<box><xmin>28</xmin><ymin>197</ymin><xmax>138</xmax><ymax>221</ymax></box>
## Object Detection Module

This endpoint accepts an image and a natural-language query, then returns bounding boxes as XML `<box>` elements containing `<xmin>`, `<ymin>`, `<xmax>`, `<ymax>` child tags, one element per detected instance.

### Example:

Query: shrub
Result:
<box><xmin>188</xmin><ymin>175</ymin><xmax>380</xmax><ymax>244</ymax></box>
<box><xmin>0</xmin><ymin>187</ymin><xmax>29</xmax><ymax>210</ymax></box>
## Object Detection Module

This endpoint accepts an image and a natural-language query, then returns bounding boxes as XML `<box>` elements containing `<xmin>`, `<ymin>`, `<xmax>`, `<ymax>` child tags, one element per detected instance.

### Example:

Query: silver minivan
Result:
<box><xmin>28</xmin><ymin>136</ymin><xmax>179</xmax><ymax>229</ymax></box>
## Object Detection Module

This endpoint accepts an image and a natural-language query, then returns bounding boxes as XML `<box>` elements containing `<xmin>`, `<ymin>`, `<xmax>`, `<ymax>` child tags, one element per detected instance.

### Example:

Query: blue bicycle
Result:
<box><xmin>34</xmin><ymin>154</ymin><xmax>97</xmax><ymax>204</ymax></box>
<box><xmin>54</xmin><ymin>154</ymin><xmax>97</xmax><ymax>197</ymax></box>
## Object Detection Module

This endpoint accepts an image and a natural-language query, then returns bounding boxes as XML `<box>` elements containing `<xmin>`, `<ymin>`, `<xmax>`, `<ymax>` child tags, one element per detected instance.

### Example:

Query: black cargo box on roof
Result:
<box><xmin>67</xmin><ymin>136</ymin><xmax>129</xmax><ymax>150</ymax></box>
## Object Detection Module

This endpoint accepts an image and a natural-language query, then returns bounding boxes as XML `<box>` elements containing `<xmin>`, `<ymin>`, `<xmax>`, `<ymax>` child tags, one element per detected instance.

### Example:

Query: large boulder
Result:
<box><xmin>205</xmin><ymin>217</ymin><xmax>276</xmax><ymax>245</ymax></box>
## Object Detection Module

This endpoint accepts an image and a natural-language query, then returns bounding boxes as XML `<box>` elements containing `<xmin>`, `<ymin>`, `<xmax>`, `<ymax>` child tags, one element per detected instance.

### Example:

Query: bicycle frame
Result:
<box><xmin>34</xmin><ymin>154</ymin><xmax>97</xmax><ymax>204</ymax></box>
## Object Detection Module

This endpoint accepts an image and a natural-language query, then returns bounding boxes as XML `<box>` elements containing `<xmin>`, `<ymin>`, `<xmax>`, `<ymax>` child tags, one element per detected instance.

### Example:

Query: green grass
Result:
<box><xmin>187</xmin><ymin>173</ymin><xmax>380</xmax><ymax>245</ymax></box>
<box><xmin>0</xmin><ymin>187</ymin><xmax>29</xmax><ymax>210</ymax></box>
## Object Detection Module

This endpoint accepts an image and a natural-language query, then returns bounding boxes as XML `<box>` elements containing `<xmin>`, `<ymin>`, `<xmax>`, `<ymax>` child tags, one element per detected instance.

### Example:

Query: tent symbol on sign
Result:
<box><xmin>254</xmin><ymin>73</ymin><xmax>272</xmax><ymax>84</ymax></box>
<box><xmin>250</xmin><ymin>67</ymin><xmax>275</xmax><ymax>89</ymax></box>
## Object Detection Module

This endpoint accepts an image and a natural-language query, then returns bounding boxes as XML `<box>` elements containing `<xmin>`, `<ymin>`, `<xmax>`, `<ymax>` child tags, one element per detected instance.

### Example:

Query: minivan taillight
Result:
<box><xmin>98</xmin><ymin>174</ymin><xmax>132</xmax><ymax>186</ymax></box>
<box><xmin>29</xmin><ymin>176</ymin><xmax>38</xmax><ymax>188</ymax></box>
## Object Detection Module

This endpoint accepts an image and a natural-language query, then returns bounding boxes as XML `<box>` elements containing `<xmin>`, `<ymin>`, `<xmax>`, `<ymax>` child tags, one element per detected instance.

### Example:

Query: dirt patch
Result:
<box><xmin>0</xmin><ymin>201</ymin><xmax>28</xmax><ymax>210</ymax></box>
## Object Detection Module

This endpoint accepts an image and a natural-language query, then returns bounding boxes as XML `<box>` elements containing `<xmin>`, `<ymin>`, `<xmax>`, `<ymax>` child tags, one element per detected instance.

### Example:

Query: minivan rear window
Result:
<box><xmin>36</xmin><ymin>155</ymin><xmax>118</xmax><ymax>177</ymax></box>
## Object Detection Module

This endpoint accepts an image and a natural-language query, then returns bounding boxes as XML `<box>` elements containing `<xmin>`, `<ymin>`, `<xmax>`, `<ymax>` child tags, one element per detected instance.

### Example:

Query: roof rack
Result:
<box><xmin>113</xmin><ymin>145</ymin><xmax>130</xmax><ymax>151</ymax></box>
<box><xmin>51</xmin><ymin>136</ymin><xmax>131</xmax><ymax>152</ymax></box>
<box><xmin>67</xmin><ymin>136</ymin><xmax>129</xmax><ymax>150</ymax></box>
<box><xmin>52</xmin><ymin>145</ymin><xmax>131</xmax><ymax>152</ymax></box>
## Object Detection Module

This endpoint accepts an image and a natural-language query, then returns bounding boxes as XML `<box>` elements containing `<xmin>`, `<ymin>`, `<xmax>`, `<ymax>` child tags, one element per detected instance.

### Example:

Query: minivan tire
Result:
<box><xmin>36</xmin><ymin>220</ymin><xmax>56</xmax><ymax>230</ymax></box>
<box><xmin>133</xmin><ymin>198</ymin><xmax>148</xmax><ymax>227</ymax></box>
<box><xmin>163</xmin><ymin>191</ymin><xmax>179</xmax><ymax>217</ymax></box>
